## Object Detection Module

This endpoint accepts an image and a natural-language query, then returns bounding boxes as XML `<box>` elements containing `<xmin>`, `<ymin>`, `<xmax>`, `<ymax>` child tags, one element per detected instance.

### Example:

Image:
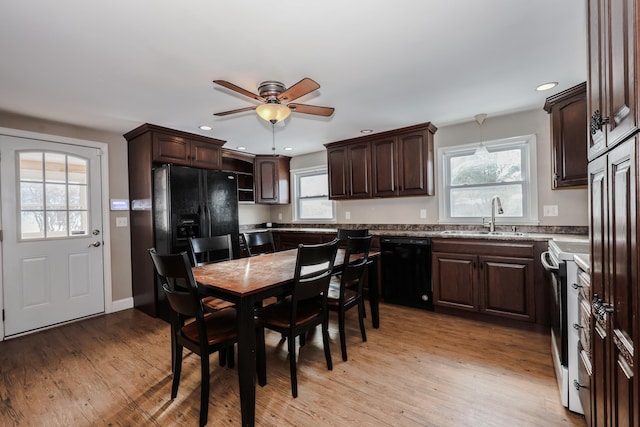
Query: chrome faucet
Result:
<box><xmin>483</xmin><ymin>196</ymin><xmax>504</xmax><ymax>232</ymax></box>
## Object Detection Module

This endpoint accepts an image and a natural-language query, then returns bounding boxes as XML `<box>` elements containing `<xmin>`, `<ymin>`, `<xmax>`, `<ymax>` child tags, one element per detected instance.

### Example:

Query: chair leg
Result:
<box><xmin>199</xmin><ymin>351</ymin><xmax>210</xmax><ymax>427</ymax></box>
<box><xmin>338</xmin><ymin>309</ymin><xmax>348</xmax><ymax>362</ymax></box>
<box><xmin>171</xmin><ymin>345</ymin><xmax>183</xmax><ymax>399</ymax></box>
<box><xmin>218</xmin><ymin>348</ymin><xmax>227</xmax><ymax>367</ymax></box>
<box><xmin>322</xmin><ymin>316</ymin><xmax>333</xmax><ymax>371</ymax></box>
<box><xmin>227</xmin><ymin>345</ymin><xmax>235</xmax><ymax>369</ymax></box>
<box><xmin>358</xmin><ymin>299</ymin><xmax>367</xmax><ymax>343</ymax></box>
<box><xmin>288</xmin><ymin>333</ymin><xmax>298</xmax><ymax>398</ymax></box>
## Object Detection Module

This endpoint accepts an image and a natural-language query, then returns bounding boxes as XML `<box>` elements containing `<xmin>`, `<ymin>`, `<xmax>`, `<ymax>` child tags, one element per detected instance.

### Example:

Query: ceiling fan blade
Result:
<box><xmin>213</xmin><ymin>80</ymin><xmax>265</xmax><ymax>102</ymax></box>
<box><xmin>214</xmin><ymin>106</ymin><xmax>257</xmax><ymax>116</ymax></box>
<box><xmin>277</xmin><ymin>78</ymin><xmax>320</xmax><ymax>102</ymax></box>
<box><xmin>287</xmin><ymin>103</ymin><xmax>335</xmax><ymax>117</ymax></box>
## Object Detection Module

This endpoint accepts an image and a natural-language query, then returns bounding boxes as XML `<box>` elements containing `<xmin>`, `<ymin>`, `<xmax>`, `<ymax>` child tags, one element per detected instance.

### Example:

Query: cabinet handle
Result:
<box><xmin>590</xmin><ymin>110</ymin><xmax>610</xmax><ymax>135</ymax></box>
<box><xmin>573</xmin><ymin>323</ymin><xmax>584</xmax><ymax>330</ymax></box>
<box><xmin>572</xmin><ymin>283</ymin><xmax>583</xmax><ymax>289</ymax></box>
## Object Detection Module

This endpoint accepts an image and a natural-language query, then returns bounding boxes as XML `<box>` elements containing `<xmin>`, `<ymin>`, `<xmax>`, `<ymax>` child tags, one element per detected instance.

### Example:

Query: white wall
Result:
<box><xmin>271</xmin><ymin>108</ymin><xmax>589</xmax><ymax>226</ymax></box>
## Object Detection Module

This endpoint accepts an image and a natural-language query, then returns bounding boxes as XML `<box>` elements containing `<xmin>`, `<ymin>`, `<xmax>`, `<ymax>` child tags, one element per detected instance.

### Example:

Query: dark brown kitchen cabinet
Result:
<box><xmin>432</xmin><ymin>239</ymin><xmax>537</xmax><ymax>323</ymax></box>
<box><xmin>152</xmin><ymin>129</ymin><xmax>223</xmax><ymax>169</ymax></box>
<box><xmin>587</xmin><ymin>0</ymin><xmax>638</xmax><ymax>161</ymax></box>
<box><xmin>325</xmin><ymin>122</ymin><xmax>437</xmax><ymax>200</ymax></box>
<box><xmin>222</xmin><ymin>150</ymin><xmax>255</xmax><ymax>203</ymax></box>
<box><xmin>254</xmin><ymin>155</ymin><xmax>290</xmax><ymax>204</ymax></box>
<box><xmin>543</xmin><ymin>82</ymin><xmax>588</xmax><ymax>188</ymax></box>
<box><xmin>588</xmin><ymin>136</ymin><xmax>638</xmax><ymax>427</ymax></box>
<box><xmin>124</xmin><ymin>123</ymin><xmax>227</xmax><ymax>317</ymax></box>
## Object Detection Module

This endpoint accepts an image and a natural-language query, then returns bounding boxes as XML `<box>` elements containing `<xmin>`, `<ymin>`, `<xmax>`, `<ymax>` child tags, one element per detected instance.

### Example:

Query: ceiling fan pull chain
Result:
<box><xmin>272</xmin><ymin>123</ymin><xmax>276</xmax><ymax>152</ymax></box>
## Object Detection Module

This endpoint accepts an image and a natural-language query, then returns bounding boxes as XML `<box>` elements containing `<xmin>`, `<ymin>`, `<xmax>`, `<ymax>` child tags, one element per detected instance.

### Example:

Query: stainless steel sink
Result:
<box><xmin>440</xmin><ymin>230</ymin><xmax>528</xmax><ymax>237</ymax></box>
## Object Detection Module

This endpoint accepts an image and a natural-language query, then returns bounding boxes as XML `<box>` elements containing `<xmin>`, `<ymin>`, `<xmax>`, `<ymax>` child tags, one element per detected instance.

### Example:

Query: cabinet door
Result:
<box><xmin>432</xmin><ymin>252</ymin><xmax>478</xmax><ymax>311</ymax></box>
<box><xmin>587</xmin><ymin>0</ymin><xmax>607</xmax><ymax>158</ymax></box>
<box><xmin>255</xmin><ymin>156</ymin><xmax>290</xmax><ymax>204</ymax></box>
<box><xmin>550</xmin><ymin>90</ymin><xmax>588</xmax><ymax>188</ymax></box>
<box><xmin>371</xmin><ymin>137</ymin><xmax>398</xmax><ymax>197</ymax></box>
<box><xmin>479</xmin><ymin>255</ymin><xmax>535</xmax><ymax>322</ymax></box>
<box><xmin>606</xmin><ymin>139</ymin><xmax>636</xmax><ymax>427</ymax></box>
<box><xmin>347</xmin><ymin>142</ymin><xmax>371</xmax><ymax>198</ymax></box>
<box><xmin>588</xmin><ymin>153</ymin><xmax>608</xmax><ymax>426</ymax></box>
<box><xmin>190</xmin><ymin>140</ymin><xmax>221</xmax><ymax>169</ymax></box>
<box><xmin>603</xmin><ymin>0</ymin><xmax>637</xmax><ymax>148</ymax></box>
<box><xmin>327</xmin><ymin>146</ymin><xmax>348</xmax><ymax>199</ymax></box>
<box><xmin>397</xmin><ymin>130</ymin><xmax>434</xmax><ymax>196</ymax></box>
<box><xmin>153</xmin><ymin>133</ymin><xmax>191</xmax><ymax>166</ymax></box>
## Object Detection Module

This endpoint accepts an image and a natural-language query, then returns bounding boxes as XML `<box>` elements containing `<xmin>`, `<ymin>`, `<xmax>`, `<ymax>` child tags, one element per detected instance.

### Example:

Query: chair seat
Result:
<box><xmin>202</xmin><ymin>296</ymin><xmax>235</xmax><ymax>312</ymax></box>
<box><xmin>327</xmin><ymin>279</ymin><xmax>358</xmax><ymax>308</ymax></box>
<box><xmin>180</xmin><ymin>308</ymin><xmax>238</xmax><ymax>346</ymax></box>
<box><xmin>256</xmin><ymin>298</ymin><xmax>323</xmax><ymax>329</ymax></box>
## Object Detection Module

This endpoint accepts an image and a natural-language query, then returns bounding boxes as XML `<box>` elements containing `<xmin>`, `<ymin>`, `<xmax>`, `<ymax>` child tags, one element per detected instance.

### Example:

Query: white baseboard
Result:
<box><xmin>109</xmin><ymin>297</ymin><xmax>134</xmax><ymax>313</ymax></box>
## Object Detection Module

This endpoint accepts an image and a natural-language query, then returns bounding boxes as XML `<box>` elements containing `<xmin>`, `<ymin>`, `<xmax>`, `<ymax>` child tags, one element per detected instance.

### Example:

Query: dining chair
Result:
<box><xmin>243</xmin><ymin>230</ymin><xmax>276</xmax><ymax>257</ymax></box>
<box><xmin>148</xmin><ymin>248</ymin><xmax>241</xmax><ymax>427</ymax></box>
<box><xmin>188</xmin><ymin>235</ymin><xmax>236</xmax><ymax>313</ymax></box>
<box><xmin>255</xmin><ymin>239</ymin><xmax>339</xmax><ymax>398</ymax></box>
<box><xmin>327</xmin><ymin>235</ymin><xmax>373</xmax><ymax>361</ymax></box>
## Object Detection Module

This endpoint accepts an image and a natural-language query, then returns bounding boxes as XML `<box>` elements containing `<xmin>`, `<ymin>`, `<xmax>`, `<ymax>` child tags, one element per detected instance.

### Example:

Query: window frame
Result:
<box><xmin>291</xmin><ymin>166</ymin><xmax>336</xmax><ymax>223</ymax></box>
<box><xmin>437</xmin><ymin>134</ymin><xmax>539</xmax><ymax>225</ymax></box>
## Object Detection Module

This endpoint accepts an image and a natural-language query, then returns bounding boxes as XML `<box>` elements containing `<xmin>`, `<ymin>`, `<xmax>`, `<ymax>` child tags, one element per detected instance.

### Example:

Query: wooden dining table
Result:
<box><xmin>192</xmin><ymin>247</ymin><xmax>380</xmax><ymax>427</ymax></box>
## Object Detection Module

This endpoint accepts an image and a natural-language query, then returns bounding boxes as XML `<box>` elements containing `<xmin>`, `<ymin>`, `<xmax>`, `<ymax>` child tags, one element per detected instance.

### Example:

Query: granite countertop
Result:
<box><xmin>574</xmin><ymin>253</ymin><xmax>590</xmax><ymax>273</ymax></box>
<box><xmin>242</xmin><ymin>226</ymin><xmax>589</xmax><ymax>243</ymax></box>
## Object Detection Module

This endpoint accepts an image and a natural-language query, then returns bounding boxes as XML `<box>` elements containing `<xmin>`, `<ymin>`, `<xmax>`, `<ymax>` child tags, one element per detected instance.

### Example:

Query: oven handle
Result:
<box><xmin>540</xmin><ymin>251</ymin><xmax>559</xmax><ymax>273</ymax></box>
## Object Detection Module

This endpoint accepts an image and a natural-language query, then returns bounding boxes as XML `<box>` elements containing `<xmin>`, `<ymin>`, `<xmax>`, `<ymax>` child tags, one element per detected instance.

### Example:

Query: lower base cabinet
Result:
<box><xmin>431</xmin><ymin>239</ymin><xmax>537</xmax><ymax>323</ymax></box>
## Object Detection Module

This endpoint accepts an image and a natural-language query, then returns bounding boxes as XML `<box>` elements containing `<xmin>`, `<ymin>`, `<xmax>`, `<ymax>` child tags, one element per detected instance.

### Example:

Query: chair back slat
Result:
<box><xmin>189</xmin><ymin>234</ymin><xmax>233</xmax><ymax>266</ymax></box>
<box><xmin>243</xmin><ymin>231</ymin><xmax>276</xmax><ymax>256</ymax></box>
<box><xmin>148</xmin><ymin>249</ymin><xmax>202</xmax><ymax>318</ymax></box>
<box><xmin>340</xmin><ymin>235</ymin><xmax>373</xmax><ymax>292</ymax></box>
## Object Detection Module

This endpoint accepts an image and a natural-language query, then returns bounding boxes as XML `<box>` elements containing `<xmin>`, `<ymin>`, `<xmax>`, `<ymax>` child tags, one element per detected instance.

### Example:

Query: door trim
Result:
<box><xmin>0</xmin><ymin>126</ymin><xmax>113</xmax><ymax>341</ymax></box>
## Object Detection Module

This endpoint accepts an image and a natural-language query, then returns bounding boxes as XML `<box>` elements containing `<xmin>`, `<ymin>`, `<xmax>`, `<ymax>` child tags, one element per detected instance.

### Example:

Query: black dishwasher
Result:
<box><xmin>381</xmin><ymin>236</ymin><xmax>433</xmax><ymax>310</ymax></box>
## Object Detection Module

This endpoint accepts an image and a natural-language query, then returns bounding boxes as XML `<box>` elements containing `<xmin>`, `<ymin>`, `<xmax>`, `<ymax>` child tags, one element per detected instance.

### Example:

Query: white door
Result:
<box><xmin>1</xmin><ymin>135</ymin><xmax>105</xmax><ymax>336</ymax></box>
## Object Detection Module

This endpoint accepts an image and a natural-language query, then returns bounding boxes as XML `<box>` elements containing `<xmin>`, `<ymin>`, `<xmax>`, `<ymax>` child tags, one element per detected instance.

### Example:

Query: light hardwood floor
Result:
<box><xmin>0</xmin><ymin>303</ymin><xmax>585</xmax><ymax>426</ymax></box>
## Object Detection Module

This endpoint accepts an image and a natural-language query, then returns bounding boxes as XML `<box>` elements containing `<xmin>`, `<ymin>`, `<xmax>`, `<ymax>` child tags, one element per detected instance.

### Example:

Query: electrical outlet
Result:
<box><xmin>278</xmin><ymin>213</ymin><xmax>283</xmax><ymax>220</ymax></box>
<box><xmin>116</xmin><ymin>217</ymin><xmax>128</xmax><ymax>227</ymax></box>
<box><xmin>345</xmin><ymin>211</ymin><xmax>351</xmax><ymax>220</ymax></box>
<box><xmin>543</xmin><ymin>205</ymin><xmax>559</xmax><ymax>216</ymax></box>
<box><xmin>419</xmin><ymin>209</ymin><xmax>427</xmax><ymax>219</ymax></box>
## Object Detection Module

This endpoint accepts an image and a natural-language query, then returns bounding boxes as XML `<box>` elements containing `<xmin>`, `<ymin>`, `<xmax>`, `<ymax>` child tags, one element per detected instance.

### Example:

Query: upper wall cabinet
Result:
<box><xmin>254</xmin><ymin>155</ymin><xmax>291</xmax><ymax>204</ymax></box>
<box><xmin>587</xmin><ymin>0</ymin><xmax>638</xmax><ymax>160</ymax></box>
<box><xmin>325</xmin><ymin>122</ymin><xmax>437</xmax><ymax>200</ymax></box>
<box><xmin>222</xmin><ymin>150</ymin><xmax>255</xmax><ymax>203</ymax></box>
<box><xmin>126</xmin><ymin>123</ymin><xmax>225</xmax><ymax>170</ymax></box>
<box><xmin>543</xmin><ymin>82</ymin><xmax>588</xmax><ymax>188</ymax></box>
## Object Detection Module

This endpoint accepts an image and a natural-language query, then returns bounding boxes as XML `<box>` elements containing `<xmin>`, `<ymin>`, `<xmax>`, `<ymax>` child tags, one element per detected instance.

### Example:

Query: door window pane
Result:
<box><xmin>18</xmin><ymin>151</ymin><xmax>90</xmax><ymax>239</ymax></box>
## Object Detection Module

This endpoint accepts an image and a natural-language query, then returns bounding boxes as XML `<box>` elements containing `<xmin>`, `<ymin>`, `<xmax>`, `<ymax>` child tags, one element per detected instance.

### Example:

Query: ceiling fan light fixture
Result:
<box><xmin>256</xmin><ymin>102</ymin><xmax>291</xmax><ymax>124</ymax></box>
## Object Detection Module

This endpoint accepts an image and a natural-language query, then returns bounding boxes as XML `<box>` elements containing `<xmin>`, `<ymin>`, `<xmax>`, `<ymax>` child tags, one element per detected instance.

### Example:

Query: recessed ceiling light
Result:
<box><xmin>237</xmin><ymin>146</ymin><xmax>246</xmax><ymax>151</ymax></box>
<box><xmin>535</xmin><ymin>82</ymin><xmax>558</xmax><ymax>91</ymax></box>
<box><xmin>284</xmin><ymin>147</ymin><xmax>293</xmax><ymax>151</ymax></box>
<box><xmin>360</xmin><ymin>129</ymin><xmax>373</xmax><ymax>134</ymax></box>
<box><xmin>199</xmin><ymin>125</ymin><xmax>213</xmax><ymax>131</ymax></box>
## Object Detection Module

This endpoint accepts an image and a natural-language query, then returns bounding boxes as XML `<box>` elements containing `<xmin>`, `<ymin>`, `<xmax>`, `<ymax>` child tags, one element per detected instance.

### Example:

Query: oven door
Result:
<box><xmin>541</xmin><ymin>251</ymin><xmax>568</xmax><ymax>366</ymax></box>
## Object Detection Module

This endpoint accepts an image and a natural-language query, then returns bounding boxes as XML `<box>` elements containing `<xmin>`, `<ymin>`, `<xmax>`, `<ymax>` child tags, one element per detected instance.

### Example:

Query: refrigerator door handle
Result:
<box><xmin>205</xmin><ymin>205</ymin><xmax>212</xmax><ymax>237</ymax></box>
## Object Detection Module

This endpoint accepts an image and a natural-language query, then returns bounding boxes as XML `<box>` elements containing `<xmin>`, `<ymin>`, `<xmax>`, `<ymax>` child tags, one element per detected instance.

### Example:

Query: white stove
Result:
<box><xmin>542</xmin><ymin>239</ymin><xmax>589</xmax><ymax>414</ymax></box>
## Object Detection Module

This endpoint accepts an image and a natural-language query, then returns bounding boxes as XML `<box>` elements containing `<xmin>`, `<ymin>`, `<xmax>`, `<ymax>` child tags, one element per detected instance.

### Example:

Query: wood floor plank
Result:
<box><xmin>0</xmin><ymin>304</ymin><xmax>585</xmax><ymax>426</ymax></box>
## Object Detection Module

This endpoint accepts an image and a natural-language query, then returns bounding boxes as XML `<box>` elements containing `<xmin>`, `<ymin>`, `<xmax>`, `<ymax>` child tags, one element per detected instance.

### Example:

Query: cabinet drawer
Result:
<box><xmin>579</xmin><ymin>295</ymin><xmax>591</xmax><ymax>356</ymax></box>
<box><xmin>431</xmin><ymin>239</ymin><xmax>534</xmax><ymax>258</ymax></box>
<box><xmin>577</xmin><ymin>270</ymin><xmax>590</xmax><ymax>301</ymax></box>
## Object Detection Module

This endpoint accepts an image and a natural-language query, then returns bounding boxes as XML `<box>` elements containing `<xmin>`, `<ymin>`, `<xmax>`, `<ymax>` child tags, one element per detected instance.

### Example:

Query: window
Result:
<box><xmin>18</xmin><ymin>151</ymin><xmax>90</xmax><ymax>239</ymax></box>
<box><xmin>438</xmin><ymin>135</ymin><xmax>538</xmax><ymax>224</ymax></box>
<box><xmin>292</xmin><ymin>167</ymin><xmax>335</xmax><ymax>222</ymax></box>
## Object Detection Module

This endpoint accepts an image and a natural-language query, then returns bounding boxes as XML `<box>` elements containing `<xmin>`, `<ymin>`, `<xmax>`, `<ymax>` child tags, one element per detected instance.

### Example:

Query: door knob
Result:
<box><xmin>88</xmin><ymin>241</ymin><xmax>102</xmax><ymax>247</ymax></box>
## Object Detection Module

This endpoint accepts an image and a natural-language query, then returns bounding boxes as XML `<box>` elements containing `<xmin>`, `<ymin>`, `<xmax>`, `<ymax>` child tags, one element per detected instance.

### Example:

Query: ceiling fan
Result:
<box><xmin>213</xmin><ymin>78</ymin><xmax>335</xmax><ymax>124</ymax></box>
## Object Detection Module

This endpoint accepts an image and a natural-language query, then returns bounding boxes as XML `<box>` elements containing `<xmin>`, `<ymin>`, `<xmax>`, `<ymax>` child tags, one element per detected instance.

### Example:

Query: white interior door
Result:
<box><xmin>1</xmin><ymin>135</ymin><xmax>105</xmax><ymax>336</ymax></box>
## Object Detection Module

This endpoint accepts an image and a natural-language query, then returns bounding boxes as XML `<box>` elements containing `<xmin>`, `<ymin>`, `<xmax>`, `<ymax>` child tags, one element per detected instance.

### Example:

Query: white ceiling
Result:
<box><xmin>0</xmin><ymin>0</ymin><xmax>587</xmax><ymax>156</ymax></box>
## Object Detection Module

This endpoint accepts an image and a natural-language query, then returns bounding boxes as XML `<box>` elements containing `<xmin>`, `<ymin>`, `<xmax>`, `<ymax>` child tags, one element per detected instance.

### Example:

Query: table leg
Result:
<box><xmin>368</xmin><ymin>258</ymin><xmax>380</xmax><ymax>328</ymax></box>
<box><xmin>237</xmin><ymin>296</ymin><xmax>256</xmax><ymax>427</ymax></box>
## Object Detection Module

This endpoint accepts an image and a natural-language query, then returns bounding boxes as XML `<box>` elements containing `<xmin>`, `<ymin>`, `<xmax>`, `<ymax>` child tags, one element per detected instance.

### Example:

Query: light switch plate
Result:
<box><xmin>345</xmin><ymin>211</ymin><xmax>351</xmax><ymax>220</ymax></box>
<box><xmin>543</xmin><ymin>205</ymin><xmax>559</xmax><ymax>216</ymax></box>
<box><xmin>420</xmin><ymin>209</ymin><xmax>427</xmax><ymax>219</ymax></box>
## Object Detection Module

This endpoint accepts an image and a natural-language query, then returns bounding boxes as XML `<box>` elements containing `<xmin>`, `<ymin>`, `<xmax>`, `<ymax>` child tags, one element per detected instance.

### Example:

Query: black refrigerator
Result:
<box><xmin>153</xmin><ymin>164</ymin><xmax>239</xmax><ymax>319</ymax></box>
